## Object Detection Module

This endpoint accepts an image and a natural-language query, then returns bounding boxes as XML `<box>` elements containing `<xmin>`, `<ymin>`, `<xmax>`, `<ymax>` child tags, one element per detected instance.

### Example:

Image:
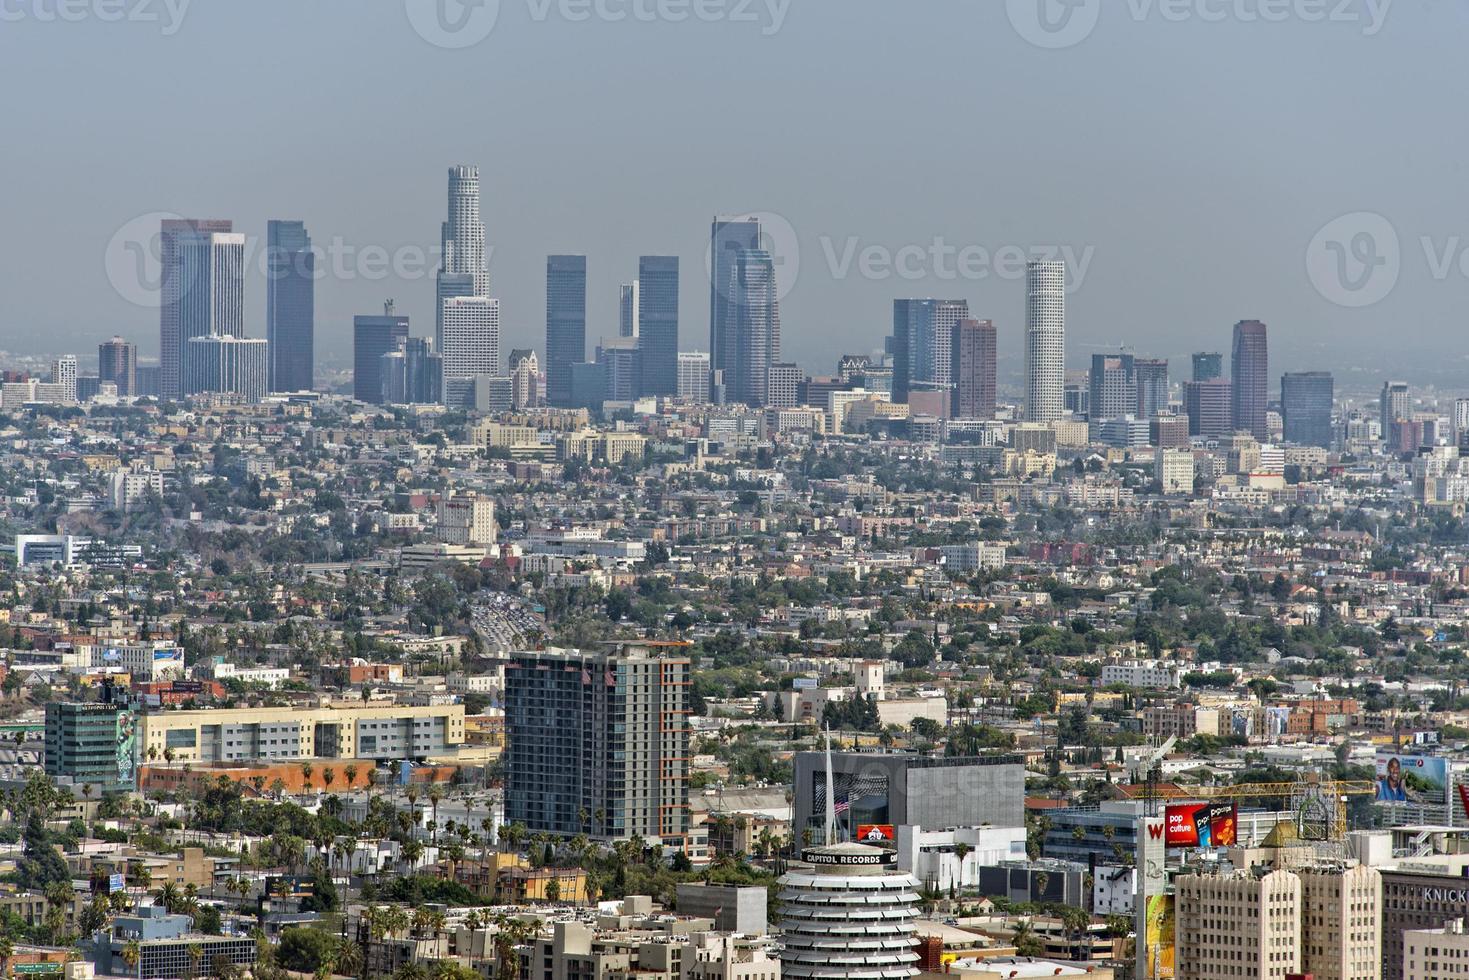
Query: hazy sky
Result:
<box><xmin>3</xmin><ymin>0</ymin><xmax>1468</xmax><ymax>387</ymax></box>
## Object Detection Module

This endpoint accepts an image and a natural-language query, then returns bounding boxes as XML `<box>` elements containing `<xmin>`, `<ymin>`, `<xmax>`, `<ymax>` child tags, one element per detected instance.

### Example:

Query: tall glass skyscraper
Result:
<box><xmin>637</xmin><ymin>256</ymin><xmax>679</xmax><ymax>397</ymax></box>
<box><xmin>1025</xmin><ymin>260</ymin><xmax>1066</xmax><ymax>423</ymax></box>
<box><xmin>951</xmin><ymin>318</ymin><xmax>997</xmax><ymax>420</ymax></box>
<box><xmin>892</xmin><ymin>299</ymin><xmax>968</xmax><ymax>403</ymax></box>
<box><xmin>1192</xmin><ymin>351</ymin><xmax>1223</xmax><ymax>382</ymax></box>
<box><xmin>98</xmin><ymin>336</ymin><xmax>137</xmax><ymax>397</ymax></box>
<box><xmin>1089</xmin><ymin>352</ymin><xmax>1137</xmax><ymax>422</ymax></box>
<box><xmin>709</xmin><ymin>216</ymin><xmax>762</xmax><ymax>383</ymax></box>
<box><xmin>353</xmin><ymin>307</ymin><xmax>410</xmax><ymax>404</ymax></box>
<box><xmin>159</xmin><ymin>219</ymin><xmax>242</xmax><ymax>400</ymax></box>
<box><xmin>1231</xmin><ymin>320</ymin><xmax>1270</xmax><ymax>440</ymax></box>
<box><xmin>725</xmin><ymin>249</ymin><xmax>781</xmax><ymax>408</ymax></box>
<box><xmin>265</xmin><ymin>220</ymin><xmax>314</xmax><ymax>393</ymax></box>
<box><xmin>1281</xmin><ymin>371</ymin><xmax>1334</xmax><ymax>448</ymax></box>
<box><xmin>1135</xmin><ymin>358</ymin><xmax>1170</xmax><ymax>419</ymax></box>
<box><xmin>545</xmin><ymin>255</ymin><xmax>587</xmax><ymax>407</ymax></box>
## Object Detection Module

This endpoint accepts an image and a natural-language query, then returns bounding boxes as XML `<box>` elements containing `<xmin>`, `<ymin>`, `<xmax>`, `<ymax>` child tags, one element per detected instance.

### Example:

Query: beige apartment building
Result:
<box><xmin>1176</xmin><ymin>865</ymin><xmax>1383</xmax><ymax>980</ymax></box>
<box><xmin>1299</xmin><ymin>865</ymin><xmax>1382</xmax><ymax>980</ymax></box>
<box><xmin>1175</xmin><ymin>869</ymin><xmax>1301</xmax><ymax>980</ymax></box>
<box><xmin>139</xmin><ymin>702</ymin><xmax>464</xmax><ymax>764</ymax></box>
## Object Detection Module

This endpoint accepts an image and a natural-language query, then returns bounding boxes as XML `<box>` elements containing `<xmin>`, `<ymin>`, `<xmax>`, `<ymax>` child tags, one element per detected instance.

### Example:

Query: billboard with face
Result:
<box><xmin>1376</xmin><ymin>753</ymin><xmax>1448</xmax><ymax>804</ymax></box>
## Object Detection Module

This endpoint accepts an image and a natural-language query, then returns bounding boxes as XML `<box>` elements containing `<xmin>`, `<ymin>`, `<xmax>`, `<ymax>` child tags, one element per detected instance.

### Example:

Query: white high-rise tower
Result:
<box><xmin>436</xmin><ymin>166</ymin><xmax>498</xmax><ymax>406</ymax></box>
<box><xmin>1025</xmin><ymin>259</ymin><xmax>1066</xmax><ymax>423</ymax></box>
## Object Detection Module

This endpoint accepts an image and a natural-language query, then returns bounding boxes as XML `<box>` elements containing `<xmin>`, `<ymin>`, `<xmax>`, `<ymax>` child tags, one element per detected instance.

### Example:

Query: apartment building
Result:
<box><xmin>1404</xmin><ymin>917</ymin><xmax>1469</xmax><ymax>980</ymax></box>
<box><xmin>138</xmin><ymin>702</ymin><xmax>464</xmax><ymax>764</ymax></box>
<box><xmin>1175</xmin><ymin>868</ymin><xmax>1301</xmax><ymax>980</ymax></box>
<box><xmin>1298</xmin><ymin>865</ymin><xmax>1382</xmax><ymax>980</ymax></box>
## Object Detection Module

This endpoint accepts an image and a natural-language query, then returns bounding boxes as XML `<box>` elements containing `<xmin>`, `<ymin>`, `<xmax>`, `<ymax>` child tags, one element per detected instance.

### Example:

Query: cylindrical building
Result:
<box><xmin>777</xmin><ymin>843</ymin><xmax>919</xmax><ymax>980</ymax></box>
<box><xmin>1025</xmin><ymin>260</ymin><xmax>1066</xmax><ymax>423</ymax></box>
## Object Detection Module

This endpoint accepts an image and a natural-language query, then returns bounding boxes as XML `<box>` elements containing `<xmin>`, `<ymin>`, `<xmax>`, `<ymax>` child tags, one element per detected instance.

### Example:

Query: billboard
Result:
<box><xmin>1164</xmin><ymin>802</ymin><xmax>1238</xmax><ymax>848</ymax></box>
<box><xmin>1142</xmin><ymin>894</ymin><xmax>1175</xmax><ymax>979</ymax></box>
<box><xmin>856</xmin><ymin>824</ymin><xmax>895</xmax><ymax>843</ymax></box>
<box><xmin>1376</xmin><ymin>752</ymin><xmax>1449</xmax><ymax>803</ymax></box>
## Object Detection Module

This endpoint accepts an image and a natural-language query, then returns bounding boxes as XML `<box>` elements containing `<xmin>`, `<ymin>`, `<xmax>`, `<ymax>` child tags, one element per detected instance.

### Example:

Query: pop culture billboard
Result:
<box><xmin>1163</xmin><ymin>802</ymin><xmax>1238</xmax><ymax>848</ymax></box>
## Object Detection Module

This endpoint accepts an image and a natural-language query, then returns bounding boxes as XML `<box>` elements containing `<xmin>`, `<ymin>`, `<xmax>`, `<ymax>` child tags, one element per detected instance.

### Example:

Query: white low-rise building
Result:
<box><xmin>895</xmin><ymin>825</ymin><xmax>1027</xmax><ymax>893</ymax></box>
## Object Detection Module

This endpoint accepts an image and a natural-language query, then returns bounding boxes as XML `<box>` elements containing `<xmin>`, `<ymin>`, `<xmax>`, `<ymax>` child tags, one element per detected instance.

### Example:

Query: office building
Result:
<box><xmin>1175</xmin><ymin>868</ymin><xmax>1301</xmax><ymax>980</ymax></box>
<box><xmin>138</xmin><ymin>702</ymin><xmax>464</xmax><ymax>764</ymax></box>
<box><xmin>724</xmin><ymin>249</ymin><xmax>782</xmax><ymax>407</ymax></box>
<box><xmin>1232</xmin><ymin>319</ymin><xmax>1270</xmax><ymax>439</ymax></box>
<box><xmin>437</xmin><ymin>165</ymin><xmax>490</xmax><ymax>318</ymax></box>
<box><xmin>710</xmin><ymin>216</ymin><xmax>763</xmax><ymax>386</ymax></box>
<box><xmin>352</xmin><ymin>307</ymin><xmax>410</xmax><ymax>404</ymax></box>
<box><xmin>1135</xmin><ymin>357</ymin><xmax>1170</xmax><ymax>418</ymax></box>
<box><xmin>1192</xmin><ymin>351</ymin><xmax>1223</xmax><ymax>382</ymax></box>
<box><xmin>595</xmin><ymin>338</ymin><xmax>642</xmax><ymax>403</ymax></box>
<box><xmin>1152</xmin><ymin>413</ymin><xmax>1190</xmax><ymax>449</ymax></box>
<box><xmin>778</xmin><ymin>843</ymin><xmax>919</xmax><ymax>980</ymax></box>
<box><xmin>183</xmin><ymin>335</ymin><xmax>267</xmax><ymax>403</ymax></box>
<box><xmin>1281</xmin><ymin>371</ymin><xmax>1335</xmax><ymax>448</ymax></box>
<box><xmin>1089</xmin><ymin>352</ymin><xmax>1137</xmax><ymax>421</ymax></box>
<box><xmin>44</xmin><ymin>700</ymin><xmax>138</xmax><ymax>792</ymax></box>
<box><xmin>1405</xmin><ymin>918</ymin><xmax>1469</xmax><ymax>980</ymax></box>
<box><xmin>766</xmin><ymin>362</ymin><xmax>801</xmax><ymax>410</ymax></box>
<box><xmin>98</xmin><ymin>336</ymin><xmax>137</xmax><ymax>397</ymax></box>
<box><xmin>508</xmin><ymin>349</ymin><xmax>541</xmax><ymax>409</ymax></box>
<box><xmin>892</xmin><ymin>299</ymin><xmax>968</xmax><ymax>402</ymax></box>
<box><xmin>1381</xmin><ymin>381</ymin><xmax>1411</xmax><ymax>445</ymax></box>
<box><xmin>50</xmin><ymin>355</ymin><xmax>77</xmax><ymax>403</ymax></box>
<box><xmin>678</xmin><ymin>352</ymin><xmax>711</xmax><ymax>404</ymax></box>
<box><xmin>505</xmin><ymin>644</ymin><xmax>691</xmax><ymax>847</ymax></box>
<box><xmin>792</xmin><ymin>752</ymin><xmax>1023</xmax><ymax>840</ymax></box>
<box><xmin>438</xmin><ymin>493</ymin><xmax>496</xmax><ymax>546</ymax></box>
<box><xmin>159</xmin><ymin>219</ymin><xmax>241</xmax><ymax>400</ymax></box>
<box><xmin>1381</xmin><ymin>865</ymin><xmax>1469</xmax><ymax>980</ymax></box>
<box><xmin>439</xmin><ymin>295</ymin><xmax>501</xmax><ymax>407</ymax></box>
<box><xmin>619</xmin><ymin>281</ymin><xmax>639</xmax><ymax>338</ymax></box>
<box><xmin>546</xmin><ymin>255</ymin><xmax>588</xmax><ymax>407</ymax></box>
<box><xmin>1025</xmin><ymin>260</ymin><xmax>1066</xmax><ymax>423</ymax></box>
<box><xmin>103</xmin><ymin>907</ymin><xmax>256</xmax><ymax>979</ymax></box>
<box><xmin>380</xmin><ymin>336</ymin><xmax>441</xmax><ymax>405</ymax></box>
<box><xmin>1156</xmin><ymin>449</ymin><xmax>1195</xmax><ymax>496</ymax></box>
<box><xmin>1185</xmin><ymin>379</ymin><xmax>1233</xmax><ymax>438</ymax></box>
<box><xmin>265</xmin><ymin>219</ymin><xmax>314</xmax><ymax>392</ymax></box>
<box><xmin>637</xmin><ymin>255</ymin><xmax>679</xmax><ymax>396</ymax></box>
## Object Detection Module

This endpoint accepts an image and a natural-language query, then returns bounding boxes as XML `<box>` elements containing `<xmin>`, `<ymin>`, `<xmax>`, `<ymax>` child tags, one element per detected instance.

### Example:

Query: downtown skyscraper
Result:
<box><xmin>724</xmin><ymin>249</ymin><xmax>782</xmax><ymax>407</ymax></box>
<box><xmin>950</xmin><ymin>318</ymin><xmax>997</xmax><ymax>420</ymax></box>
<box><xmin>436</xmin><ymin>166</ymin><xmax>497</xmax><ymax>406</ymax></box>
<box><xmin>1231</xmin><ymin>319</ymin><xmax>1269</xmax><ymax>440</ymax></box>
<box><xmin>353</xmin><ymin>305</ymin><xmax>410</xmax><ymax>405</ymax></box>
<box><xmin>1281</xmin><ymin>371</ymin><xmax>1334</xmax><ymax>449</ymax></box>
<box><xmin>265</xmin><ymin>220</ymin><xmax>314</xmax><ymax>393</ymax></box>
<box><xmin>158</xmin><ymin>219</ymin><xmax>244</xmax><ymax>400</ymax></box>
<box><xmin>892</xmin><ymin>299</ymin><xmax>969</xmax><ymax>403</ymax></box>
<box><xmin>709</xmin><ymin>216</ymin><xmax>763</xmax><ymax>389</ymax></box>
<box><xmin>1025</xmin><ymin>260</ymin><xmax>1066</xmax><ymax>423</ymax></box>
<box><xmin>98</xmin><ymin>336</ymin><xmax>137</xmax><ymax>397</ymax></box>
<box><xmin>545</xmin><ymin>255</ymin><xmax>587</xmax><ymax>407</ymax></box>
<box><xmin>637</xmin><ymin>256</ymin><xmax>679</xmax><ymax>397</ymax></box>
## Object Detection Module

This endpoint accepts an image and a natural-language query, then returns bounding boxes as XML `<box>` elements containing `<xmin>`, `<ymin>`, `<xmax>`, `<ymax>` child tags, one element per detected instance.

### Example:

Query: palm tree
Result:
<box><xmin>0</xmin><ymin>937</ymin><xmax>14</xmax><ymax>980</ymax></box>
<box><xmin>185</xmin><ymin>943</ymin><xmax>204</xmax><ymax>980</ymax></box>
<box><xmin>1011</xmin><ymin>919</ymin><xmax>1044</xmax><ymax>957</ymax></box>
<box><xmin>335</xmin><ymin>938</ymin><xmax>364</xmax><ymax>980</ymax></box>
<box><xmin>119</xmin><ymin>939</ymin><xmax>141</xmax><ymax>977</ymax></box>
<box><xmin>344</xmin><ymin>763</ymin><xmax>359</xmax><ymax>788</ymax></box>
<box><xmin>322</xmin><ymin>766</ymin><xmax>336</xmax><ymax>791</ymax></box>
<box><xmin>301</xmin><ymin>762</ymin><xmax>315</xmax><ymax>792</ymax></box>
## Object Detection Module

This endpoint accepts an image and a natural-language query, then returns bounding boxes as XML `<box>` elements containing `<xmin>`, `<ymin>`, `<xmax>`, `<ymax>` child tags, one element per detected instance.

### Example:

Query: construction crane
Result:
<box><xmin>1129</xmin><ymin>736</ymin><xmax>1177</xmax><ymax>817</ymax></box>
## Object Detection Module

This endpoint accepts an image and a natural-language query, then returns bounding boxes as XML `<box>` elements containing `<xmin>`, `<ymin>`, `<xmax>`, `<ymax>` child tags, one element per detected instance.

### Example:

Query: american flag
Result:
<box><xmin>833</xmin><ymin>795</ymin><xmax>850</xmax><ymax>815</ymax></box>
